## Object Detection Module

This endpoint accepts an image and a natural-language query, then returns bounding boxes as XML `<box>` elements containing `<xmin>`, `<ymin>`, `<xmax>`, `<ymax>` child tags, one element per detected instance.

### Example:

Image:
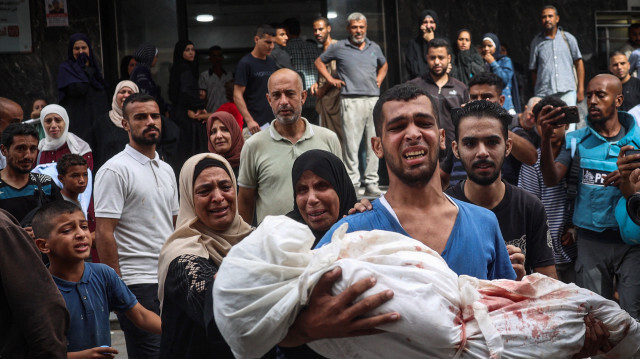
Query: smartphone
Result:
<box><xmin>556</xmin><ymin>106</ymin><xmax>580</xmax><ymax>125</ymax></box>
<box><xmin>626</xmin><ymin>149</ymin><xmax>640</xmax><ymax>163</ymax></box>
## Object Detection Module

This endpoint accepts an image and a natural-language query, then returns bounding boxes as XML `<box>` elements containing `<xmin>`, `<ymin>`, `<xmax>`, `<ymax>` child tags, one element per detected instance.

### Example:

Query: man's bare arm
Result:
<box><xmin>508</xmin><ymin>131</ymin><xmax>537</xmax><ymax>166</ymax></box>
<box><xmin>575</xmin><ymin>59</ymin><xmax>585</xmax><ymax>103</ymax></box>
<box><xmin>315</xmin><ymin>57</ymin><xmax>344</xmax><ymax>88</ymax></box>
<box><xmin>237</xmin><ymin>187</ymin><xmax>257</xmax><ymax>225</ymax></box>
<box><xmin>95</xmin><ymin>217</ymin><xmax>121</xmax><ymax>276</ymax></box>
<box><xmin>534</xmin><ymin>265</ymin><xmax>558</xmax><ymax>279</ymax></box>
<box><xmin>376</xmin><ymin>62</ymin><xmax>388</xmax><ymax>88</ymax></box>
<box><xmin>233</xmin><ymin>84</ymin><xmax>260</xmax><ymax>134</ymax></box>
<box><xmin>538</xmin><ymin>106</ymin><xmax>569</xmax><ymax>187</ymax></box>
<box><xmin>280</xmin><ymin>267</ymin><xmax>399</xmax><ymax>347</ymax></box>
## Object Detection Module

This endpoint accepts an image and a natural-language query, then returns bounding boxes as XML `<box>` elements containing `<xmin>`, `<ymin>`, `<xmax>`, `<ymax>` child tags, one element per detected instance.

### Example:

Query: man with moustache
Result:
<box><xmin>445</xmin><ymin>100</ymin><xmax>556</xmax><ymax>278</ymax></box>
<box><xmin>95</xmin><ymin>93</ymin><xmax>179</xmax><ymax>358</ymax></box>
<box><xmin>408</xmin><ymin>38</ymin><xmax>468</xmax><ymax>186</ymax></box>
<box><xmin>315</xmin><ymin>12</ymin><xmax>388</xmax><ymax>196</ymax></box>
<box><xmin>237</xmin><ymin>68</ymin><xmax>341</xmax><ymax>225</ymax></box>
<box><xmin>539</xmin><ymin>74</ymin><xmax>640</xmax><ymax>319</ymax></box>
<box><xmin>0</xmin><ymin>123</ymin><xmax>62</xmax><ymax>224</ymax></box>
<box><xmin>310</xmin><ymin>17</ymin><xmax>342</xmax><ymax>145</ymax></box>
<box><xmin>609</xmin><ymin>51</ymin><xmax>640</xmax><ymax>111</ymax></box>
<box><xmin>317</xmin><ymin>84</ymin><xmax>516</xmax><ymax>281</ymax></box>
<box><xmin>529</xmin><ymin>5</ymin><xmax>584</xmax><ymax>106</ymax></box>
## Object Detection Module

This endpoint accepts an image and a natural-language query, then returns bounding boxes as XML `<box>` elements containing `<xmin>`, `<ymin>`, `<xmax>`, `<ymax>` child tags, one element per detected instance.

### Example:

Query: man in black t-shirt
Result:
<box><xmin>234</xmin><ymin>24</ymin><xmax>278</xmax><ymax>136</ymax></box>
<box><xmin>0</xmin><ymin>123</ymin><xmax>62</xmax><ymax>231</ymax></box>
<box><xmin>445</xmin><ymin>100</ymin><xmax>556</xmax><ymax>277</ymax></box>
<box><xmin>609</xmin><ymin>51</ymin><xmax>640</xmax><ymax>112</ymax></box>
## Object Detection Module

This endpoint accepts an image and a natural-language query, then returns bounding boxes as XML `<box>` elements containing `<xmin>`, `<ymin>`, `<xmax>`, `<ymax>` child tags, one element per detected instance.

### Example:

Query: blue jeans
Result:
<box><xmin>117</xmin><ymin>283</ymin><xmax>161</xmax><ymax>359</ymax></box>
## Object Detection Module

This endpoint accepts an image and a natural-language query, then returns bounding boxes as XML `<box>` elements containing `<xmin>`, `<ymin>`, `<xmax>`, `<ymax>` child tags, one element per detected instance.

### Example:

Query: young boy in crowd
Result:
<box><xmin>33</xmin><ymin>200</ymin><xmax>161</xmax><ymax>358</ymax></box>
<box><xmin>57</xmin><ymin>154</ymin><xmax>89</xmax><ymax>207</ymax></box>
<box><xmin>57</xmin><ymin>153</ymin><xmax>99</xmax><ymax>261</ymax></box>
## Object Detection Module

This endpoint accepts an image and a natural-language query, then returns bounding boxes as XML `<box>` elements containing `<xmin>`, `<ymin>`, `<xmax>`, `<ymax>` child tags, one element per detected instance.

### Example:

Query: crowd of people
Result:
<box><xmin>1</xmin><ymin>5</ymin><xmax>640</xmax><ymax>359</ymax></box>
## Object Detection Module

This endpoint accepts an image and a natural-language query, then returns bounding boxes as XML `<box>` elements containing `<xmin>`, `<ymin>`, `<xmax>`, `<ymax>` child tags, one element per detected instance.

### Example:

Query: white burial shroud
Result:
<box><xmin>213</xmin><ymin>216</ymin><xmax>640</xmax><ymax>359</ymax></box>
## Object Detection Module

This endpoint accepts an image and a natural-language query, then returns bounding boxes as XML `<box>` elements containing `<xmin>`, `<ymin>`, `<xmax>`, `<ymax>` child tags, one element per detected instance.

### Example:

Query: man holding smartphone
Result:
<box><xmin>538</xmin><ymin>74</ymin><xmax>640</xmax><ymax>320</ymax></box>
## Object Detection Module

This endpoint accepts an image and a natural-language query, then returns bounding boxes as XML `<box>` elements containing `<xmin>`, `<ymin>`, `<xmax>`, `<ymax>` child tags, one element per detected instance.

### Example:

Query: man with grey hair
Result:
<box><xmin>315</xmin><ymin>12</ymin><xmax>388</xmax><ymax>196</ymax></box>
<box><xmin>237</xmin><ymin>68</ymin><xmax>341</xmax><ymax>225</ymax></box>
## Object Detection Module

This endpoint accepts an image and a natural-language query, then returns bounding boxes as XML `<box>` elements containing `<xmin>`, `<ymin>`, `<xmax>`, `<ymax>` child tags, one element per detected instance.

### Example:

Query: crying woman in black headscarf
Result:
<box><xmin>287</xmin><ymin>150</ymin><xmax>357</xmax><ymax>247</ymax></box>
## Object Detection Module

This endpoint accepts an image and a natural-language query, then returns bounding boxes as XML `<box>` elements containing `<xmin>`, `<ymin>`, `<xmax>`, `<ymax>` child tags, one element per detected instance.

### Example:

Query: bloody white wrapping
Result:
<box><xmin>213</xmin><ymin>216</ymin><xmax>640</xmax><ymax>359</ymax></box>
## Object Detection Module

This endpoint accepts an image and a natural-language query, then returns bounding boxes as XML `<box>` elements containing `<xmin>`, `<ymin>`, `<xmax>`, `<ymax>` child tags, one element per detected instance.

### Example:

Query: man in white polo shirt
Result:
<box><xmin>94</xmin><ymin>93</ymin><xmax>178</xmax><ymax>359</ymax></box>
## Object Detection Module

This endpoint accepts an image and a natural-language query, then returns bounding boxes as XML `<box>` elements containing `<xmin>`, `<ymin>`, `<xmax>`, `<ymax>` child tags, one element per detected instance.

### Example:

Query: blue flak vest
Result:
<box><xmin>567</xmin><ymin>111</ymin><xmax>640</xmax><ymax>242</ymax></box>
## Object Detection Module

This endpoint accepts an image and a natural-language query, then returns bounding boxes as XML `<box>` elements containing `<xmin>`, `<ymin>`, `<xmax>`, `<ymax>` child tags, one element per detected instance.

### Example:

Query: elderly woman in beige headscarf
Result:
<box><xmin>157</xmin><ymin>153</ymin><xmax>252</xmax><ymax>358</ymax></box>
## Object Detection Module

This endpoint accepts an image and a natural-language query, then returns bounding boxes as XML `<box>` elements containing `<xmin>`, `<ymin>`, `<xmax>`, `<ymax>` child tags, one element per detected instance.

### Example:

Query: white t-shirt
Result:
<box><xmin>94</xmin><ymin>145</ymin><xmax>178</xmax><ymax>285</ymax></box>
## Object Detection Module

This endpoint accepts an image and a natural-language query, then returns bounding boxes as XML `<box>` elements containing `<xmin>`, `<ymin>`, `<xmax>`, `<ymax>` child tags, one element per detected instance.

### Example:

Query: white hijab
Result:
<box><xmin>38</xmin><ymin>104</ymin><xmax>91</xmax><ymax>155</ymax></box>
<box><xmin>109</xmin><ymin>80</ymin><xmax>139</xmax><ymax>128</ymax></box>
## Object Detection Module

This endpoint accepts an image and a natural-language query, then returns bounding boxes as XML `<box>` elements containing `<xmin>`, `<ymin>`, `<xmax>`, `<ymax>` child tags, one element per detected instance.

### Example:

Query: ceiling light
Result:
<box><xmin>327</xmin><ymin>11</ymin><xmax>337</xmax><ymax>19</ymax></box>
<box><xmin>196</xmin><ymin>14</ymin><xmax>214</xmax><ymax>22</ymax></box>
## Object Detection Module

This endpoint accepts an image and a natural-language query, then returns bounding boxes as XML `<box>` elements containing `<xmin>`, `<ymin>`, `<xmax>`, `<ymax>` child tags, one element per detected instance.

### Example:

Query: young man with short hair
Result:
<box><xmin>94</xmin><ymin>93</ymin><xmax>178</xmax><ymax>358</ymax></box>
<box><xmin>609</xmin><ymin>51</ymin><xmax>640</xmax><ymax>111</ymax></box>
<box><xmin>269</xmin><ymin>23</ymin><xmax>294</xmax><ymax>70</ymax></box>
<box><xmin>318</xmin><ymin>83</ymin><xmax>516</xmax><ymax>280</ymax></box>
<box><xmin>0</xmin><ymin>123</ymin><xmax>62</xmax><ymax>226</ymax></box>
<box><xmin>467</xmin><ymin>73</ymin><xmax>537</xmax><ymax>185</ymax></box>
<box><xmin>33</xmin><ymin>201</ymin><xmax>161</xmax><ymax>358</ymax></box>
<box><xmin>445</xmin><ymin>100</ymin><xmax>556</xmax><ymax>279</ymax></box>
<box><xmin>234</xmin><ymin>24</ymin><xmax>278</xmax><ymax>135</ymax></box>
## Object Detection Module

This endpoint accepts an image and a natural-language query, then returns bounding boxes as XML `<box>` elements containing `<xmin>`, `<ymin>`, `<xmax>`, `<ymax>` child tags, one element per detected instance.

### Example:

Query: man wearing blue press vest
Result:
<box><xmin>538</xmin><ymin>74</ymin><xmax>640</xmax><ymax>320</ymax></box>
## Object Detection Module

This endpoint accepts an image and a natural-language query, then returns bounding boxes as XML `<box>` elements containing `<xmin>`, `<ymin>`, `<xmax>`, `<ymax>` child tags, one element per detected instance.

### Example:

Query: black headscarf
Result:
<box><xmin>169</xmin><ymin>40</ymin><xmax>197</xmax><ymax>103</ymax></box>
<box><xmin>57</xmin><ymin>33</ymin><xmax>106</xmax><ymax>100</ymax></box>
<box><xmin>287</xmin><ymin>150</ymin><xmax>357</xmax><ymax>246</ymax></box>
<box><xmin>419</xmin><ymin>9</ymin><xmax>439</xmax><ymax>26</ymax></box>
<box><xmin>451</xmin><ymin>29</ymin><xmax>485</xmax><ymax>86</ymax></box>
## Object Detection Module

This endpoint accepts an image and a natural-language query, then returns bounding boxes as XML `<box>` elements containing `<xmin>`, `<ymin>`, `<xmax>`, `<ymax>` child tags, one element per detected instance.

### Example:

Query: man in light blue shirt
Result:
<box><xmin>529</xmin><ymin>5</ymin><xmax>584</xmax><ymax>106</ymax></box>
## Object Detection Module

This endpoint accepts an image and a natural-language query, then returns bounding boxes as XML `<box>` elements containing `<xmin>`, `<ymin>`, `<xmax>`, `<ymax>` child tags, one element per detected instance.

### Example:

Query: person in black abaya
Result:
<box><xmin>287</xmin><ymin>149</ymin><xmax>357</xmax><ymax>248</ymax></box>
<box><xmin>405</xmin><ymin>10</ymin><xmax>438</xmax><ymax>79</ymax></box>
<box><xmin>450</xmin><ymin>29</ymin><xmax>485</xmax><ymax>86</ymax></box>
<box><xmin>57</xmin><ymin>33</ymin><xmax>109</xmax><ymax>141</ymax></box>
<box><xmin>281</xmin><ymin>149</ymin><xmax>356</xmax><ymax>359</ymax></box>
<box><xmin>169</xmin><ymin>40</ymin><xmax>207</xmax><ymax>164</ymax></box>
<box><xmin>131</xmin><ymin>42</ymin><xmax>168</xmax><ymax>115</ymax></box>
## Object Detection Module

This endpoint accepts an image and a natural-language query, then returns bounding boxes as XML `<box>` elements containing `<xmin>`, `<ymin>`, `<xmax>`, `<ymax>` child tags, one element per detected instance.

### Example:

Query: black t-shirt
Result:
<box><xmin>622</xmin><ymin>77</ymin><xmax>640</xmax><ymax>112</ymax></box>
<box><xmin>0</xmin><ymin>173</ymin><xmax>62</xmax><ymax>224</ymax></box>
<box><xmin>445</xmin><ymin>180</ymin><xmax>555</xmax><ymax>274</ymax></box>
<box><xmin>235</xmin><ymin>53</ymin><xmax>277</xmax><ymax>127</ymax></box>
<box><xmin>502</xmin><ymin>126</ymin><xmax>539</xmax><ymax>186</ymax></box>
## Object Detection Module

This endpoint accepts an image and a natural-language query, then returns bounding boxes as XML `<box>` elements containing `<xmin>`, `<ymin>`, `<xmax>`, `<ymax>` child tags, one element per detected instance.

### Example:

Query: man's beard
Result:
<box><xmin>132</xmin><ymin>126</ymin><xmax>161</xmax><ymax>146</ymax></box>
<box><xmin>350</xmin><ymin>34</ymin><xmax>365</xmax><ymax>45</ymax></box>
<box><xmin>273</xmin><ymin>106</ymin><xmax>300</xmax><ymax>125</ymax></box>
<box><xmin>384</xmin><ymin>146</ymin><xmax>439</xmax><ymax>188</ymax></box>
<box><xmin>462</xmin><ymin>158</ymin><xmax>502</xmax><ymax>186</ymax></box>
<box><xmin>9</xmin><ymin>161</ymin><xmax>32</xmax><ymax>174</ymax></box>
<box><xmin>429</xmin><ymin>65</ymin><xmax>446</xmax><ymax>78</ymax></box>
